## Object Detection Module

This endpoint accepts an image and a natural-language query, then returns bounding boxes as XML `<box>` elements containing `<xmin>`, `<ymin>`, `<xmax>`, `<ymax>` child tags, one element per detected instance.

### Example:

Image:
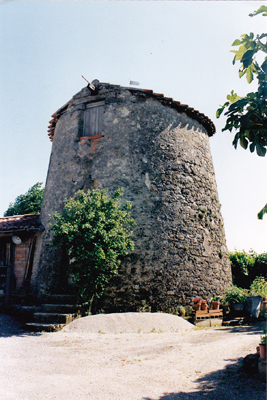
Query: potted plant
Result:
<box><xmin>225</xmin><ymin>285</ymin><xmax>247</xmax><ymax>311</ymax></box>
<box><xmin>259</xmin><ymin>329</ymin><xmax>267</xmax><ymax>359</ymax></box>
<box><xmin>201</xmin><ymin>300</ymin><xmax>207</xmax><ymax>311</ymax></box>
<box><xmin>248</xmin><ymin>277</ymin><xmax>267</xmax><ymax>318</ymax></box>
<box><xmin>193</xmin><ymin>298</ymin><xmax>201</xmax><ymax>311</ymax></box>
<box><xmin>212</xmin><ymin>295</ymin><xmax>220</xmax><ymax>310</ymax></box>
<box><xmin>220</xmin><ymin>297</ymin><xmax>229</xmax><ymax>311</ymax></box>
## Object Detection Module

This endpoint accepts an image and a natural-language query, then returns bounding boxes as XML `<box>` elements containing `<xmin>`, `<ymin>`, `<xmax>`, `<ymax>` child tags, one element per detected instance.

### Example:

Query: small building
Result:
<box><xmin>0</xmin><ymin>214</ymin><xmax>43</xmax><ymax>306</ymax></box>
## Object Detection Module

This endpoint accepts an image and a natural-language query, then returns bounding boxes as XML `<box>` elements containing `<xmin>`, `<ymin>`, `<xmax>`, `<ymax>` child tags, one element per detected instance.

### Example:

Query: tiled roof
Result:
<box><xmin>128</xmin><ymin>88</ymin><xmax>216</xmax><ymax>136</ymax></box>
<box><xmin>47</xmin><ymin>82</ymin><xmax>216</xmax><ymax>141</ymax></box>
<box><xmin>0</xmin><ymin>214</ymin><xmax>43</xmax><ymax>232</ymax></box>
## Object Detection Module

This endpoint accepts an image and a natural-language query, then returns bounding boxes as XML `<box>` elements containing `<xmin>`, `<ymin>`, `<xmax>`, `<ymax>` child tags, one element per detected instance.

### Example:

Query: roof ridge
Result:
<box><xmin>47</xmin><ymin>83</ymin><xmax>216</xmax><ymax>141</ymax></box>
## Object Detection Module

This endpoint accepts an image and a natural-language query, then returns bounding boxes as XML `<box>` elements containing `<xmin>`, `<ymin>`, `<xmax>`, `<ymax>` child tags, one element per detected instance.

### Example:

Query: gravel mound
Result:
<box><xmin>62</xmin><ymin>312</ymin><xmax>194</xmax><ymax>334</ymax></box>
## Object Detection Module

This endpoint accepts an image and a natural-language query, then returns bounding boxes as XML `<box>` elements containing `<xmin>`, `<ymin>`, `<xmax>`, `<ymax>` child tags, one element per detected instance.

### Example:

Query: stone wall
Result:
<box><xmin>33</xmin><ymin>81</ymin><xmax>232</xmax><ymax>309</ymax></box>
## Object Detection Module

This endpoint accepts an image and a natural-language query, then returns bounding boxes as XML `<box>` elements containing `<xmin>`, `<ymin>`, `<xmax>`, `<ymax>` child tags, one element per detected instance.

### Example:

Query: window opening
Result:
<box><xmin>83</xmin><ymin>101</ymin><xmax>104</xmax><ymax>137</ymax></box>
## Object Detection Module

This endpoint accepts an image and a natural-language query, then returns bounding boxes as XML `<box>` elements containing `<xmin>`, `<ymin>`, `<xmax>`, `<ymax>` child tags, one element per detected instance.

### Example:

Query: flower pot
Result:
<box><xmin>212</xmin><ymin>301</ymin><xmax>220</xmax><ymax>310</ymax></box>
<box><xmin>221</xmin><ymin>304</ymin><xmax>230</xmax><ymax>312</ymax></box>
<box><xmin>259</xmin><ymin>344</ymin><xmax>267</xmax><ymax>359</ymax></box>
<box><xmin>246</xmin><ymin>296</ymin><xmax>261</xmax><ymax>318</ymax></box>
<box><xmin>193</xmin><ymin>303</ymin><xmax>201</xmax><ymax>311</ymax></box>
<box><xmin>230</xmin><ymin>303</ymin><xmax>244</xmax><ymax>311</ymax></box>
<box><xmin>201</xmin><ymin>301</ymin><xmax>207</xmax><ymax>311</ymax></box>
<box><xmin>260</xmin><ymin>298</ymin><xmax>267</xmax><ymax>311</ymax></box>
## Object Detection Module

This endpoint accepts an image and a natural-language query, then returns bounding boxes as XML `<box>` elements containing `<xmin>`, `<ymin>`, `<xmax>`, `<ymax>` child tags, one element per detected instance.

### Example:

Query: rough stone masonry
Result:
<box><xmin>32</xmin><ymin>80</ymin><xmax>232</xmax><ymax>311</ymax></box>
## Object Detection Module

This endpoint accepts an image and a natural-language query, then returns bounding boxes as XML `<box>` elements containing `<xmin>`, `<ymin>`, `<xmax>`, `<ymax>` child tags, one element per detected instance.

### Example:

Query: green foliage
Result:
<box><xmin>220</xmin><ymin>297</ymin><xmax>227</xmax><ymax>305</ymax></box>
<box><xmin>249</xmin><ymin>5</ymin><xmax>267</xmax><ymax>17</ymax></box>
<box><xmin>216</xmin><ymin>6</ymin><xmax>267</xmax><ymax>158</ymax></box>
<box><xmin>229</xmin><ymin>249</ymin><xmax>256</xmax><ymax>288</ymax></box>
<box><xmin>137</xmin><ymin>300</ymin><xmax>151</xmax><ymax>313</ymax></box>
<box><xmin>260</xmin><ymin>329</ymin><xmax>267</xmax><ymax>345</ymax></box>
<box><xmin>4</xmin><ymin>182</ymin><xmax>44</xmax><ymax>216</ymax></box>
<box><xmin>253</xmin><ymin>252</ymin><xmax>267</xmax><ymax>279</ymax></box>
<box><xmin>225</xmin><ymin>285</ymin><xmax>248</xmax><ymax>304</ymax></box>
<box><xmin>257</xmin><ymin>204</ymin><xmax>267</xmax><ymax>219</ymax></box>
<box><xmin>250</xmin><ymin>276</ymin><xmax>267</xmax><ymax>298</ymax></box>
<box><xmin>229</xmin><ymin>249</ymin><xmax>267</xmax><ymax>288</ymax></box>
<box><xmin>50</xmin><ymin>188</ymin><xmax>135</xmax><ymax>313</ymax></box>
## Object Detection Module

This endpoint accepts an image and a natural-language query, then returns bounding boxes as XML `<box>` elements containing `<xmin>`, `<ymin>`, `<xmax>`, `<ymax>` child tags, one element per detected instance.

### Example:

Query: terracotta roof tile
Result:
<box><xmin>48</xmin><ymin>83</ymin><xmax>216</xmax><ymax>142</ymax></box>
<box><xmin>0</xmin><ymin>215</ymin><xmax>43</xmax><ymax>232</ymax></box>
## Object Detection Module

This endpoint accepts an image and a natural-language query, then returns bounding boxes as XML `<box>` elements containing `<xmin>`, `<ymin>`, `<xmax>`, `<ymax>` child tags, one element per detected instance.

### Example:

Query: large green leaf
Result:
<box><xmin>257</xmin><ymin>204</ymin><xmax>267</xmax><ymax>220</ymax></box>
<box><xmin>227</xmin><ymin>91</ymin><xmax>242</xmax><ymax>102</ymax></box>
<box><xmin>232</xmin><ymin>39</ymin><xmax>242</xmax><ymax>46</ymax></box>
<box><xmin>255</xmin><ymin>142</ymin><xmax>267</xmax><ymax>156</ymax></box>
<box><xmin>249</xmin><ymin>142</ymin><xmax>256</xmax><ymax>153</ymax></box>
<box><xmin>241</xmin><ymin>50</ymin><xmax>255</xmax><ymax>68</ymax></box>
<box><xmin>246</xmin><ymin>65</ymin><xmax>254</xmax><ymax>83</ymax></box>
<box><xmin>228</xmin><ymin>97</ymin><xmax>248</xmax><ymax>110</ymax></box>
<box><xmin>239</xmin><ymin>135</ymin><xmax>248</xmax><ymax>149</ymax></box>
<box><xmin>249</xmin><ymin>5</ymin><xmax>267</xmax><ymax>17</ymax></box>
<box><xmin>261</xmin><ymin>58</ymin><xmax>267</xmax><ymax>73</ymax></box>
<box><xmin>234</xmin><ymin>45</ymin><xmax>247</xmax><ymax>61</ymax></box>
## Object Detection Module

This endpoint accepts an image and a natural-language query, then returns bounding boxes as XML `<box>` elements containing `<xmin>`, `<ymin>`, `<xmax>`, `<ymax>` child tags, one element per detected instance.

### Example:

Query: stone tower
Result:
<box><xmin>32</xmin><ymin>80</ymin><xmax>232</xmax><ymax>310</ymax></box>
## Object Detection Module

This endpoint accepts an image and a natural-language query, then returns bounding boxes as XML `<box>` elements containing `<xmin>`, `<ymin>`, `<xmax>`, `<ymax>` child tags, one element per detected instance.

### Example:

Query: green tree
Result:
<box><xmin>216</xmin><ymin>5</ymin><xmax>267</xmax><ymax>156</ymax></box>
<box><xmin>4</xmin><ymin>182</ymin><xmax>44</xmax><ymax>216</ymax></box>
<box><xmin>216</xmin><ymin>5</ymin><xmax>267</xmax><ymax>219</ymax></box>
<box><xmin>229</xmin><ymin>249</ymin><xmax>256</xmax><ymax>288</ymax></box>
<box><xmin>50</xmin><ymin>188</ymin><xmax>135</xmax><ymax>313</ymax></box>
<box><xmin>229</xmin><ymin>249</ymin><xmax>267</xmax><ymax>288</ymax></box>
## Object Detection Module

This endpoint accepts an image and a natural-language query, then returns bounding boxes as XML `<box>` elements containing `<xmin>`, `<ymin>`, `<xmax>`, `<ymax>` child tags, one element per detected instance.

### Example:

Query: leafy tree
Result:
<box><xmin>4</xmin><ymin>182</ymin><xmax>44</xmax><ymax>216</ymax></box>
<box><xmin>216</xmin><ymin>5</ymin><xmax>267</xmax><ymax>219</ymax></box>
<box><xmin>229</xmin><ymin>249</ymin><xmax>267</xmax><ymax>288</ymax></box>
<box><xmin>50</xmin><ymin>188</ymin><xmax>135</xmax><ymax>313</ymax></box>
<box><xmin>253</xmin><ymin>251</ymin><xmax>267</xmax><ymax>280</ymax></box>
<box><xmin>216</xmin><ymin>5</ymin><xmax>267</xmax><ymax>156</ymax></box>
<box><xmin>229</xmin><ymin>249</ymin><xmax>256</xmax><ymax>288</ymax></box>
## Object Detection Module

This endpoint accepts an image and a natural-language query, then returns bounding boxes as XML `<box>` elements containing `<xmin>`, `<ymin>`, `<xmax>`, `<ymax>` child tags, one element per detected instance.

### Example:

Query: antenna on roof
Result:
<box><xmin>82</xmin><ymin>75</ymin><xmax>95</xmax><ymax>91</ymax></box>
<box><xmin>129</xmin><ymin>80</ymin><xmax>140</xmax><ymax>86</ymax></box>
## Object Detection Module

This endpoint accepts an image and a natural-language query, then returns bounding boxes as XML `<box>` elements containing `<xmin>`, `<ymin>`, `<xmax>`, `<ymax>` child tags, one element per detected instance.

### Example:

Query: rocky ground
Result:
<box><xmin>0</xmin><ymin>312</ymin><xmax>265</xmax><ymax>400</ymax></box>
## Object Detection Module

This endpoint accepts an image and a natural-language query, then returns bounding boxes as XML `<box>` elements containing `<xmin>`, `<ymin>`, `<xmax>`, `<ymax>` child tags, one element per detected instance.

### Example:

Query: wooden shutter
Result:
<box><xmin>83</xmin><ymin>101</ymin><xmax>104</xmax><ymax>137</ymax></box>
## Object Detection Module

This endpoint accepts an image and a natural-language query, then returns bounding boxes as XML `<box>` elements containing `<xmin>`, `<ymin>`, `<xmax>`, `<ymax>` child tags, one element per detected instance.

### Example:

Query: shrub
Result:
<box><xmin>249</xmin><ymin>276</ymin><xmax>267</xmax><ymax>298</ymax></box>
<box><xmin>50</xmin><ymin>188</ymin><xmax>135</xmax><ymax>313</ymax></box>
<box><xmin>225</xmin><ymin>285</ymin><xmax>248</xmax><ymax>304</ymax></box>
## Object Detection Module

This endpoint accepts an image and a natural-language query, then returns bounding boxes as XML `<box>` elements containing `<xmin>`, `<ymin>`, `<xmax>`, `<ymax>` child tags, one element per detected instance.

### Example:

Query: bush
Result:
<box><xmin>250</xmin><ymin>276</ymin><xmax>267</xmax><ymax>298</ymax></box>
<box><xmin>51</xmin><ymin>188</ymin><xmax>135</xmax><ymax>313</ymax></box>
<box><xmin>225</xmin><ymin>285</ymin><xmax>248</xmax><ymax>304</ymax></box>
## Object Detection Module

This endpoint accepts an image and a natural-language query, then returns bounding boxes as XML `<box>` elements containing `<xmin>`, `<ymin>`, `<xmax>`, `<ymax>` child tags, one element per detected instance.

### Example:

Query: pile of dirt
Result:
<box><xmin>62</xmin><ymin>312</ymin><xmax>194</xmax><ymax>334</ymax></box>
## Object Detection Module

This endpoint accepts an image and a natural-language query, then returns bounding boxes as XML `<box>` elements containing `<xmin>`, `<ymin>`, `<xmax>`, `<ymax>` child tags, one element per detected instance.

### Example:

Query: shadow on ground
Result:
<box><xmin>0</xmin><ymin>313</ymin><xmax>40</xmax><ymax>338</ymax></box>
<box><xmin>216</xmin><ymin>320</ymin><xmax>266</xmax><ymax>336</ymax></box>
<box><xmin>143</xmin><ymin>356</ymin><xmax>266</xmax><ymax>400</ymax></box>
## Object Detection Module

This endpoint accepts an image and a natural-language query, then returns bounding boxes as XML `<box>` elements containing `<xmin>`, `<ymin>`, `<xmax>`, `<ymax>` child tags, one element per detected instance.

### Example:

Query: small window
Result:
<box><xmin>83</xmin><ymin>101</ymin><xmax>104</xmax><ymax>137</ymax></box>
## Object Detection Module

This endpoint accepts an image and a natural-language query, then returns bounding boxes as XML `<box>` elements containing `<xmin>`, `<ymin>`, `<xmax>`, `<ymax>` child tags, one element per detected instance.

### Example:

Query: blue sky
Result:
<box><xmin>0</xmin><ymin>0</ymin><xmax>266</xmax><ymax>253</ymax></box>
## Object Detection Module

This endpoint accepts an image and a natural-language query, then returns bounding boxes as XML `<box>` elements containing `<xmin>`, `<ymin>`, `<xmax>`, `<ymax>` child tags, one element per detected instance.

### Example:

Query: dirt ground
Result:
<box><xmin>0</xmin><ymin>312</ymin><xmax>265</xmax><ymax>400</ymax></box>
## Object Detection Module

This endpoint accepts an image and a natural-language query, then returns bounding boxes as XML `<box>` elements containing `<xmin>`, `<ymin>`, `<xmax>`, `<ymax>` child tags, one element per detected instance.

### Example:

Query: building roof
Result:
<box><xmin>0</xmin><ymin>214</ymin><xmax>43</xmax><ymax>233</ymax></box>
<box><xmin>47</xmin><ymin>81</ymin><xmax>216</xmax><ymax>141</ymax></box>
